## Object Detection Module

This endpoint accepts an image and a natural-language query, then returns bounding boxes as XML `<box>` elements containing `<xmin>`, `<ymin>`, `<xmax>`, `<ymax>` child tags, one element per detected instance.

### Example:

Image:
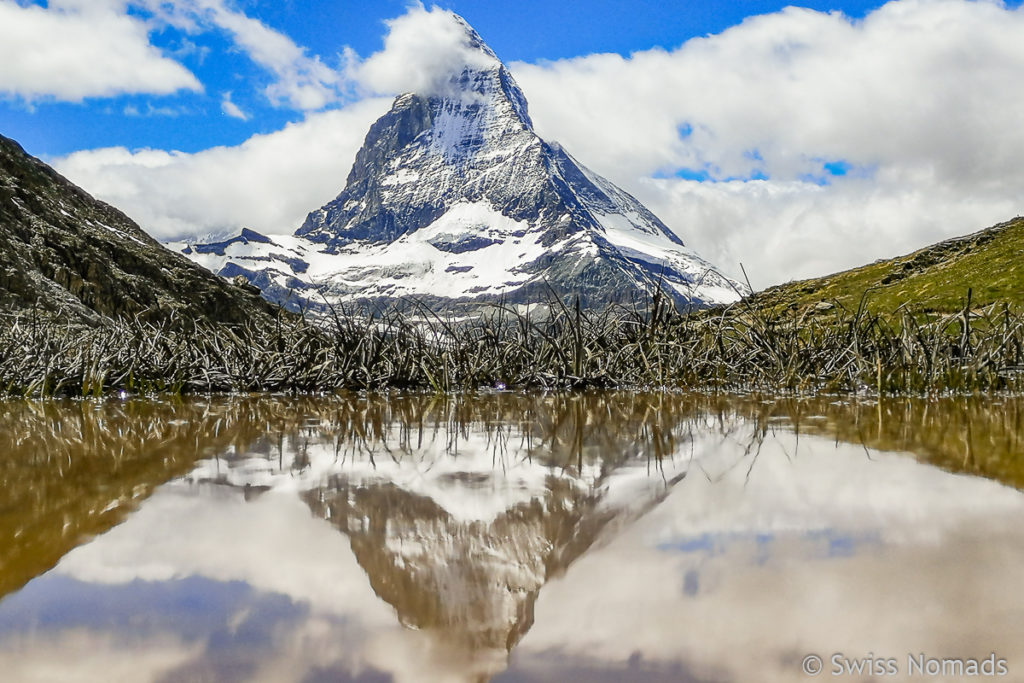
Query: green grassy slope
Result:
<box><xmin>747</xmin><ymin>216</ymin><xmax>1024</xmax><ymax>315</ymax></box>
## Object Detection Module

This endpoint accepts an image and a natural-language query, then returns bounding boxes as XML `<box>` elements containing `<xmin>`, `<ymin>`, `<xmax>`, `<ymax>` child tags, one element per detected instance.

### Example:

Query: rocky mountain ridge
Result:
<box><xmin>175</xmin><ymin>14</ymin><xmax>746</xmax><ymax>313</ymax></box>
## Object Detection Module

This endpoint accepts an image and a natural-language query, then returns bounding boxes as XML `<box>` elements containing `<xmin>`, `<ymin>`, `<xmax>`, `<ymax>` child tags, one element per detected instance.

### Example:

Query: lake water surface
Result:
<box><xmin>1</xmin><ymin>393</ymin><xmax>1022</xmax><ymax>682</ymax></box>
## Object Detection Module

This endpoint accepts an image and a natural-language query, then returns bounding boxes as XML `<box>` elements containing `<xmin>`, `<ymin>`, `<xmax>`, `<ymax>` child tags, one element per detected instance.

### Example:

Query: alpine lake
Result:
<box><xmin>1</xmin><ymin>391</ymin><xmax>1022</xmax><ymax>682</ymax></box>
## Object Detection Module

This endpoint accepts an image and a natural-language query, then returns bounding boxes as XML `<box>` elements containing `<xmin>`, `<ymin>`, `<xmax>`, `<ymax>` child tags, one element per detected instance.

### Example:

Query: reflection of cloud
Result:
<box><xmin>189</xmin><ymin>427</ymin><xmax>686</xmax><ymax>678</ymax></box>
<box><xmin>0</xmin><ymin>572</ymin><xmax>398</xmax><ymax>683</ymax></box>
<box><xmin>0</xmin><ymin>629</ymin><xmax>202</xmax><ymax>683</ymax></box>
<box><xmin>514</xmin><ymin>433</ymin><xmax>1024</xmax><ymax>683</ymax></box>
<box><xmin>56</xmin><ymin>486</ymin><xmax>388</xmax><ymax>618</ymax></box>
<box><xmin>496</xmin><ymin>652</ymin><xmax>721</xmax><ymax>683</ymax></box>
<box><xmin>0</xmin><ymin>574</ymin><xmax>291</xmax><ymax>638</ymax></box>
<box><xmin>662</xmin><ymin>429</ymin><xmax>1024</xmax><ymax>537</ymax></box>
<box><xmin>190</xmin><ymin>429</ymin><xmax>608</xmax><ymax>524</ymax></box>
<box><xmin>34</xmin><ymin>485</ymin><xmax>419</xmax><ymax>682</ymax></box>
<box><xmin>0</xmin><ymin>574</ymin><xmax>311</xmax><ymax>682</ymax></box>
<box><xmin>21</xmin><ymin>396</ymin><xmax>694</xmax><ymax>682</ymax></box>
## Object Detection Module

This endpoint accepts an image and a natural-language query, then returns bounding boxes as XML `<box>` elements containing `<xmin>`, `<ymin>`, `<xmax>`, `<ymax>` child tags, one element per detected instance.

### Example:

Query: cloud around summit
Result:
<box><xmin>348</xmin><ymin>5</ymin><xmax>500</xmax><ymax>100</ymax></box>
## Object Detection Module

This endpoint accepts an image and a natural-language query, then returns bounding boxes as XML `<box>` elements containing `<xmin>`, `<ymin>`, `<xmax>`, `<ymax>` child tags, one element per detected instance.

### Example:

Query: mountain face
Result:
<box><xmin>175</xmin><ymin>15</ymin><xmax>746</xmax><ymax>313</ymax></box>
<box><xmin>0</xmin><ymin>134</ymin><xmax>276</xmax><ymax>326</ymax></box>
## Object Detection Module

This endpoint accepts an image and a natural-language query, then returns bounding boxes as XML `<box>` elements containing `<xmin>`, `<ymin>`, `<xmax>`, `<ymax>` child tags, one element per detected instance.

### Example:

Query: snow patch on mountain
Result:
<box><xmin>186</xmin><ymin>429</ymin><xmax>605</xmax><ymax>524</ymax></box>
<box><xmin>172</xmin><ymin>12</ymin><xmax>747</xmax><ymax>312</ymax></box>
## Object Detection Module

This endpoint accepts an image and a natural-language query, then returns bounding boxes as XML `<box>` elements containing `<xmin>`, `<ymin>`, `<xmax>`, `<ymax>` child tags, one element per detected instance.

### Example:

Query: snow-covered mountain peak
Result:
<box><xmin>449</xmin><ymin>12</ymin><xmax>497</xmax><ymax>57</ymax></box>
<box><xmin>431</xmin><ymin>18</ymin><xmax>534</xmax><ymax>129</ymax></box>
<box><xmin>174</xmin><ymin>15</ymin><xmax>747</xmax><ymax>312</ymax></box>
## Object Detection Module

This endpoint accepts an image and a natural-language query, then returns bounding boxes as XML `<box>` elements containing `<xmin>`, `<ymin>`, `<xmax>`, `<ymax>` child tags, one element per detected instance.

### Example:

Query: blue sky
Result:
<box><xmin>2</xmin><ymin>0</ymin><xmax>1023</xmax><ymax>287</ymax></box>
<box><xmin>1</xmin><ymin>0</ymin><xmax>892</xmax><ymax>158</ymax></box>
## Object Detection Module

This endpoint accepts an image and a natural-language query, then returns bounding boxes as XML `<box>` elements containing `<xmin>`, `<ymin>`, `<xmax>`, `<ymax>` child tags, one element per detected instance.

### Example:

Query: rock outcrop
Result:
<box><xmin>0</xmin><ymin>133</ymin><xmax>277</xmax><ymax>326</ymax></box>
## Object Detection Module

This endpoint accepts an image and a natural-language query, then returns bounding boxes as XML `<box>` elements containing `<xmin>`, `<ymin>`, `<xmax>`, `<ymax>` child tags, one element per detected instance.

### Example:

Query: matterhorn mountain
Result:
<box><xmin>175</xmin><ymin>15</ymin><xmax>747</xmax><ymax>312</ymax></box>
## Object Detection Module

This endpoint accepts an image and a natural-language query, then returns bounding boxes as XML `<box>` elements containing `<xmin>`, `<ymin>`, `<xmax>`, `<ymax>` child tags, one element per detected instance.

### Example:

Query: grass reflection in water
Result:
<box><xmin>0</xmin><ymin>392</ymin><xmax>1022</xmax><ymax>681</ymax></box>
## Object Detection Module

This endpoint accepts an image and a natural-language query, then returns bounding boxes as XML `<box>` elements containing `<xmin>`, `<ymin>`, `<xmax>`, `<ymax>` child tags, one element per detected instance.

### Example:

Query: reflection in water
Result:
<box><xmin>178</xmin><ymin>393</ymin><xmax>694</xmax><ymax>679</ymax></box>
<box><xmin>766</xmin><ymin>396</ymin><xmax>1024</xmax><ymax>489</ymax></box>
<box><xmin>0</xmin><ymin>393</ymin><xmax>1022</xmax><ymax>681</ymax></box>
<box><xmin>0</xmin><ymin>399</ymin><xmax>235</xmax><ymax>598</ymax></box>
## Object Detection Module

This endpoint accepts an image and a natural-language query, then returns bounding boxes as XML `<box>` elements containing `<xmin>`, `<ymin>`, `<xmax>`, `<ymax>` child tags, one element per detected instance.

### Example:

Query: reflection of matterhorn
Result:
<box><xmin>174</xmin><ymin>12</ymin><xmax>746</xmax><ymax>312</ymax></box>
<box><xmin>188</xmin><ymin>394</ymin><xmax>690</xmax><ymax>678</ymax></box>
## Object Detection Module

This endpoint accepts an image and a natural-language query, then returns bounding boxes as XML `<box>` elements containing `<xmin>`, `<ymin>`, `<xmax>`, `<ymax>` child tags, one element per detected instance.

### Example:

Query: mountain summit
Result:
<box><xmin>178</xmin><ymin>14</ymin><xmax>746</xmax><ymax>311</ymax></box>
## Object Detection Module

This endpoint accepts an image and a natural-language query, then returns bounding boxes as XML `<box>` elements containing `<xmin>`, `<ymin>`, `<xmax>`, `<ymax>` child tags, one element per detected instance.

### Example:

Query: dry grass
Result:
<box><xmin>3</xmin><ymin>288</ymin><xmax>1023</xmax><ymax>397</ymax></box>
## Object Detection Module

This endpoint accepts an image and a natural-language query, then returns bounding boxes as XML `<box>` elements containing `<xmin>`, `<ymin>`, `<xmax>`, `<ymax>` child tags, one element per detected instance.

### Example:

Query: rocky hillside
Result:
<box><xmin>0</xmin><ymin>133</ymin><xmax>277</xmax><ymax>327</ymax></box>
<box><xmin>747</xmin><ymin>216</ymin><xmax>1024</xmax><ymax>316</ymax></box>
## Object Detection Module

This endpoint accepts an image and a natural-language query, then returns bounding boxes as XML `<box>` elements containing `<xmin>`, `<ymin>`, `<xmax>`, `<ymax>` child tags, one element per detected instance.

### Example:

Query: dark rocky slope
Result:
<box><xmin>0</xmin><ymin>133</ymin><xmax>276</xmax><ymax>326</ymax></box>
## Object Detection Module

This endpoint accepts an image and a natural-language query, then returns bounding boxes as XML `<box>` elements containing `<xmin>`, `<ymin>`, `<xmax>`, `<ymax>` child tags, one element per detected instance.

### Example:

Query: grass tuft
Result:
<box><xmin>3</xmin><ymin>288</ymin><xmax>1024</xmax><ymax>397</ymax></box>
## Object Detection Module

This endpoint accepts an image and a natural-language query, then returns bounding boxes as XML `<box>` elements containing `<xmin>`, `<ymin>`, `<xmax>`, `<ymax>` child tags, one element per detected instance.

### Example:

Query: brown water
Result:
<box><xmin>0</xmin><ymin>393</ymin><xmax>1022</xmax><ymax>682</ymax></box>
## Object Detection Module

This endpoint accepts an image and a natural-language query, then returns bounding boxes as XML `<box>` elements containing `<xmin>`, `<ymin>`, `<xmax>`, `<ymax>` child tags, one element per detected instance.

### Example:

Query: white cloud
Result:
<box><xmin>204</xmin><ymin>1</ymin><xmax>343</xmax><ymax>110</ymax></box>
<box><xmin>631</xmin><ymin>177</ymin><xmax>1018</xmax><ymax>289</ymax></box>
<box><xmin>509</xmin><ymin>0</ymin><xmax>1024</xmax><ymax>286</ymax></box>
<box><xmin>54</xmin><ymin>98</ymin><xmax>390</xmax><ymax>240</ymax></box>
<box><xmin>142</xmin><ymin>0</ymin><xmax>346</xmax><ymax>110</ymax></box>
<box><xmin>122</xmin><ymin>102</ymin><xmax>186</xmax><ymax>117</ymax></box>
<box><xmin>220</xmin><ymin>91</ymin><xmax>248</xmax><ymax>120</ymax></box>
<box><xmin>0</xmin><ymin>0</ymin><xmax>201</xmax><ymax>101</ymax></box>
<box><xmin>514</xmin><ymin>0</ymin><xmax>1024</xmax><ymax>185</ymax></box>
<box><xmin>349</xmin><ymin>5</ymin><xmax>499</xmax><ymax>99</ymax></box>
<box><xmin>0</xmin><ymin>0</ymin><xmax>349</xmax><ymax>110</ymax></box>
<box><xmin>46</xmin><ymin>5</ymin><xmax>504</xmax><ymax>241</ymax></box>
